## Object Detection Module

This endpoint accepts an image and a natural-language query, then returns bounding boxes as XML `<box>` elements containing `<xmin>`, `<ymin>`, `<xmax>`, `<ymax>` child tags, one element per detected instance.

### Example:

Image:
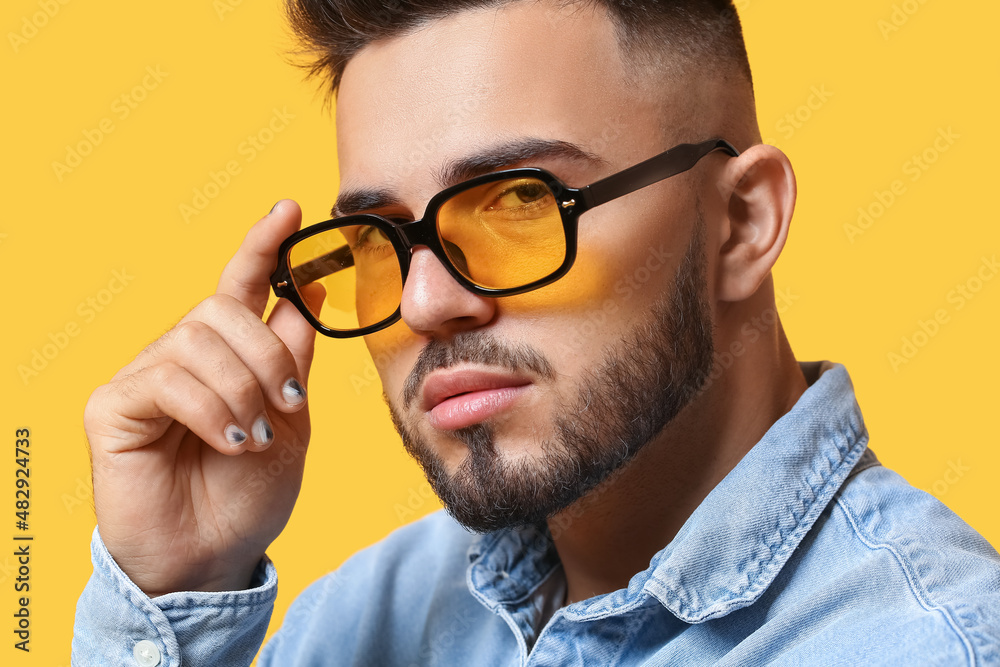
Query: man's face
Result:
<box><xmin>335</xmin><ymin>1</ymin><xmax>721</xmax><ymax>531</ymax></box>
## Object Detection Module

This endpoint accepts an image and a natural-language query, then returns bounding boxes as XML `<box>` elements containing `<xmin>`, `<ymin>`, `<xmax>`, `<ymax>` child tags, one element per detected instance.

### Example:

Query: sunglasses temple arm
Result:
<box><xmin>578</xmin><ymin>138</ymin><xmax>739</xmax><ymax>209</ymax></box>
<box><xmin>289</xmin><ymin>244</ymin><xmax>356</xmax><ymax>287</ymax></box>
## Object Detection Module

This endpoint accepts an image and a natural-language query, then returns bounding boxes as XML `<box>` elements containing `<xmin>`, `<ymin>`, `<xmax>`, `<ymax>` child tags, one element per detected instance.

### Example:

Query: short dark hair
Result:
<box><xmin>285</xmin><ymin>0</ymin><xmax>753</xmax><ymax>99</ymax></box>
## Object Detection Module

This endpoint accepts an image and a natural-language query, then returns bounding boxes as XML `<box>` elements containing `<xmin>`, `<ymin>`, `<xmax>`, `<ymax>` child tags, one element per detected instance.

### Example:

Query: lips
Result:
<box><xmin>421</xmin><ymin>368</ymin><xmax>533</xmax><ymax>431</ymax></box>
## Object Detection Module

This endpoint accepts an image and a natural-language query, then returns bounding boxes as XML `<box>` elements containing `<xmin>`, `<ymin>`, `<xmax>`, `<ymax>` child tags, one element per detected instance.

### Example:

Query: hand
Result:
<box><xmin>84</xmin><ymin>200</ymin><xmax>324</xmax><ymax>596</ymax></box>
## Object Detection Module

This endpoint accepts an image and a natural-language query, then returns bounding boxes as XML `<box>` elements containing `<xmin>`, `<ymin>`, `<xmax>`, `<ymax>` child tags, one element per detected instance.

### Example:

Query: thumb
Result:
<box><xmin>216</xmin><ymin>199</ymin><xmax>303</xmax><ymax>317</ymax></box>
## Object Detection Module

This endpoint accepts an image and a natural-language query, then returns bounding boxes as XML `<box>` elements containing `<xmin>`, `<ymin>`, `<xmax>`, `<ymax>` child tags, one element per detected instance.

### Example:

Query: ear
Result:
<box><xmin>714</xmin><ymin>144</ymin><xmax>796</xmax><ymax>302</ymax></box>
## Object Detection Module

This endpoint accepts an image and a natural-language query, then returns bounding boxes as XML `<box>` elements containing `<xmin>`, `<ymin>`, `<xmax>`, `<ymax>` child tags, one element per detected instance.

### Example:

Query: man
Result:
<box><xmin>73</xmin><ymin>0</ymin><xmax>1000</xmax><ymax>665</ymax></box>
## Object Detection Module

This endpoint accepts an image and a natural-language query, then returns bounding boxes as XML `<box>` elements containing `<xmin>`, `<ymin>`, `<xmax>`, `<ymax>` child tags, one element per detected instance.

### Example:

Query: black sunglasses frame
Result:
<box><xmin>270</xmin><ymin>138</ymin><xmax>739</xmax><ymax>338</ymax></box>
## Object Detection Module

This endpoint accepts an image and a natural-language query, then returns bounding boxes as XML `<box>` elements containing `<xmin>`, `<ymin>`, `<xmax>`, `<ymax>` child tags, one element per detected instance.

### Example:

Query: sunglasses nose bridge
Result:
<box><xmin>400</xmin><ymin>214</ymin><xmax>472</xmax><ymax>290</ymax></box>
<box><xmin>394</xmin><ymin>216</ymin><xmax>459</xmax><ymax>277</ymax></box>
<box><xmin>394</xmin><ymin>216</ymin><xmax>436</xmax><ymax>249</ymax></box>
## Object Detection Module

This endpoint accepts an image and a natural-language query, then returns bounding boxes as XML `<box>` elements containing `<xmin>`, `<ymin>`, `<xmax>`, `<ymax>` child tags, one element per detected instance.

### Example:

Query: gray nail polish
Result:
<box><xmin>225</xmin><ymin>424</ymin><xmax>248</xmax><ymax>447</ymax></box>
<box><xmin>252</xmin><ymin>416</ymin><xmax>274</xmax><ymax>446</ymax></box>
<box><xmin>269</xmin><ymin>201</ymin><xmax>281</xmax><ymax>215</ymax></box>
<box><xmin>282</xmin><ymin>378</ymin><xmax>306</xmax><ymax>405</ymax></box>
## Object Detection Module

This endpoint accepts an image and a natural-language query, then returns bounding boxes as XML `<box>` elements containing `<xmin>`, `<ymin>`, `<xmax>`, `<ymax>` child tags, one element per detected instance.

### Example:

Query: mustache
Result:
<box><xmin>401</xmin><ymin>332</ymin><xmax>556</xmax><ymax>408</ymax></box>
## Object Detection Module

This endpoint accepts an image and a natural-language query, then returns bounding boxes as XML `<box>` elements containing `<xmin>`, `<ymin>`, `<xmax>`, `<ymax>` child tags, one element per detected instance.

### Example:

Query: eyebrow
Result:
<box><xmin>331</xmin><ymin>138</ymin><xmax>609</xmax><ymax>218</ymax></box>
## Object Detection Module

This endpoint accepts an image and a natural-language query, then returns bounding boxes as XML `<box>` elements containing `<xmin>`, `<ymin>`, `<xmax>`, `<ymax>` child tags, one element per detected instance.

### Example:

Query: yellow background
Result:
<box><xmin>2</xmin><ymin>0</ymin><xmax>997</xmax><ymax>664</ymax></box>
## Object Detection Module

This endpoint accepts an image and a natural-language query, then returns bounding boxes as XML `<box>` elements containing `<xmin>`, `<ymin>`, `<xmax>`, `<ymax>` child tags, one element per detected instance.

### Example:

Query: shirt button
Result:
<box><xmin>133</xmin><ymin>639</ymin><xmax>161</xmax><ymax>666</ymax></box>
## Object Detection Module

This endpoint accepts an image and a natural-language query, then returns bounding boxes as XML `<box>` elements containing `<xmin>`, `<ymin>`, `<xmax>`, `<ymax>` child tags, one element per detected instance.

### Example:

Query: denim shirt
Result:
<box><xmin>73</xmin><ymin>362</ymin><xmax>1000</xmax><ymax>665</ymax></box>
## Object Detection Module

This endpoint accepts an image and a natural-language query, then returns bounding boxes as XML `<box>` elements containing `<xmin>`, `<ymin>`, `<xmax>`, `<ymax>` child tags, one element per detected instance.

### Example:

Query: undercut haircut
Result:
<box><xmin>285</xmin><ymin>0</ymin><xmax>753</xmax><ymax>99</ymax></box>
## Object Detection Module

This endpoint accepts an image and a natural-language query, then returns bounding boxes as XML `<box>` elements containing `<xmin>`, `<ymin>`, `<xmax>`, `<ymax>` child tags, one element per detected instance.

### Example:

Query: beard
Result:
<box><xmin>387</xmin><ymin>222</ymin><xmax>714</xmax><ymax>533</ymax></box>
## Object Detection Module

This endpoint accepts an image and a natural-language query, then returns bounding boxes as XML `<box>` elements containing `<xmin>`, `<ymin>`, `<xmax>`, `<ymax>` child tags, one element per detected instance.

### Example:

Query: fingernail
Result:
<box><xmin>269</xmin><ymin>201</ymin><xmax>282</xmax><ymax>215</ymax></box>
<box><xmin>282</xmin><ymin>378</ymin><xmax>306</xmax><ymax>406</ymax></box>
<box><xmin>225</xmin><ymin>424</ymin><xmax>248</xmax><ymax>447</ymax></box>
<box><xmin>252</xmin><ymin>416</ymin><xmax>274</xmax><ymax>446</ymax></box>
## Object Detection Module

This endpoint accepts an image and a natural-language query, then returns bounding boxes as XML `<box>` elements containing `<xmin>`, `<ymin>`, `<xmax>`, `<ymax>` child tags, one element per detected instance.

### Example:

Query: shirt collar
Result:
<box><xmin>639</xmin><ymin>361</ymin><xmax>869</xmax><ymax>622</ymax></box>
<box><xmin>467</xmin><ymin>361</ymin><xmax>870</xmax><ymax>624</ymax></box>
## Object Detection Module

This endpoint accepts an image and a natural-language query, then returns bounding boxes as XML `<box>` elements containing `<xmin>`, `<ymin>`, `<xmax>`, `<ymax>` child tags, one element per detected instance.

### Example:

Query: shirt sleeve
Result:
<box><xmin>72</xmin><ymin>527</ymin><xmax>277</xmax><ymax>667</ymax></box>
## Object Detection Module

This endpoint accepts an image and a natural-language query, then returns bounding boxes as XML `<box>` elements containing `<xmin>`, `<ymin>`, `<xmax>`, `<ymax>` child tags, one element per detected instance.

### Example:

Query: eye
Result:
<box><xmin>488</xmin><ymin>181</ymin><xmax>552</xmax><ymax>210</ymax></box>
<box><xmin>353</xmin><ymin>225</ymin><xmax>393</xmax><ymax>251</ymax></box>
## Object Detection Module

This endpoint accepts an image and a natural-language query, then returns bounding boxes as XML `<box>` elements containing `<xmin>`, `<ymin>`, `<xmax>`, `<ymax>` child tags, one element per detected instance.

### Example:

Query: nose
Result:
<box><xmin>399</xmin><ymin>246</ymin><xmax>496</xmax><ymax>338</ymax></box>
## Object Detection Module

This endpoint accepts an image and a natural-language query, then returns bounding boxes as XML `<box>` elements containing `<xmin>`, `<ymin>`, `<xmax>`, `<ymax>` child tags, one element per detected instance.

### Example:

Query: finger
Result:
<box><xmin>88</xmin><ymin>361</ymin><xmax>255</xmax><ymax>456</ymax></box>
<box><xmin>216</xmin><ymin>199</ymin><xmax>302</xmax><ymax>317</ymax></box>
<box><xmin>181</xmin><ymin>295</ymin><xmax>309</xmax><ymax>414</ymax></box>
<box><xmin>167</xmin><ymin>320</ymin><xmax>277</xmax><ymax>449</ymax></box>
<box><xmin>267</xmin><ymin>282</ymin><xmax>326</xmax><ymax>384</ymax></box>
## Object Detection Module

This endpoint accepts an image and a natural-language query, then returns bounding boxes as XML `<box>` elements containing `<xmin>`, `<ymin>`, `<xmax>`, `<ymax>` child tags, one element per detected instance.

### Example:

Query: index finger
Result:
<box><xmin>216</xmin><ymin>199</ymin><xmax>303</xmax><ymax>317</ymax></box>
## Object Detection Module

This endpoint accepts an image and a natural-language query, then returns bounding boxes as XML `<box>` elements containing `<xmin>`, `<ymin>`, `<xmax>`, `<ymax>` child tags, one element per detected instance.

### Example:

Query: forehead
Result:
<box><xmin>335</xmin><ymin>1</ymin><xmax>665</xmax><ymax>188</ymax></box>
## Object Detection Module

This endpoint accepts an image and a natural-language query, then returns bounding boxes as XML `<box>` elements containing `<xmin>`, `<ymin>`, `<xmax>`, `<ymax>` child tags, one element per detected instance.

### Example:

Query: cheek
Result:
<box><xmin>497</xmin><ymin>244</ymin><xmax>617</xmax><ymax>313</ymax></box>
<box><xmin>499</xmin><ymin>215</ymin><xmax>681</xmax><ymax>320</ymax></box>
<box><xmin>364</xmin><ymin>324</ymin><xmax>420</xmax><ymax>400</ymax></box>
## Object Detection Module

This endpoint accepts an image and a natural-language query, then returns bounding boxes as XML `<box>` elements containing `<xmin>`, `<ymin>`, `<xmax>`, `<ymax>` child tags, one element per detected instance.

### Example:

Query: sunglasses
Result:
<box><xmin>270</xmin><ymin>138</ymin><xmax>738</xmax><ymax>338</ymax></box>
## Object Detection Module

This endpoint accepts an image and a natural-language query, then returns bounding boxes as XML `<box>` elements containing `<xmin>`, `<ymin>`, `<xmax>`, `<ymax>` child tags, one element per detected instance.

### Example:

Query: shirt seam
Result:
<box><xmin>834</xmin><ymin>494</ymin><xmax>977</xmax><ymax>666</ymax></box>
<box><xmin>653</xmin><ymin>427</ymin><xmax>868</xmax><ymax>622</ymax></box>
<box><xmin>153</xmin><ymin>558</ymin><xmax>277</xmax><ymax>610</ymax></box>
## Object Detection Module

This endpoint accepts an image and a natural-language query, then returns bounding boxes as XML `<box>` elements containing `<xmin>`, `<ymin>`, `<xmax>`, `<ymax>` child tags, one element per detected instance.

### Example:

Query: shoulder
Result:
<box><xmin>334</xmin><ymin>509</ymin><xmax>476</xmax><ymax>589</ymax></box>
<box><xmin>301</xmin><ymin>509</ymin><xmax>476</xmax><ymax>605</ymax></box>
<box><xmin>834</xmin><ymin>460</ymin><xmax>1000</xmax><ymax>595</ymax></box>
<box><xmin>817</xmin><ymin>458</ymin><xmax>1000</xmax><ymax>663</ymax></box>
<box><xmin>260</xmin><ymin>511</ymin><xmax>492</xmax><ymax>664</ymax></box>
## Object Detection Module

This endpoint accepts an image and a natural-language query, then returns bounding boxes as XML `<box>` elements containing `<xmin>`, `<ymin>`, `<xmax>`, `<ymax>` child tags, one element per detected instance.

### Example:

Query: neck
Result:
<box><xmin>548</xmin><ymin>295</ymin><xmax>808</xmax><ymax>605</ymax></box>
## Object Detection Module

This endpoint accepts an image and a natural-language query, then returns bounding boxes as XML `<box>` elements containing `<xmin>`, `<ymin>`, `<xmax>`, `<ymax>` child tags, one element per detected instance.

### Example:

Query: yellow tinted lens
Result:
<box><xmin>288</xmin><ymin>224</ymin><xmax>402</xmax><ymax>331</ymax></box>
<box><xmin>437</xmin><ymin>177</ymin><xmax>565</xmax><ymax>289</ymax></box>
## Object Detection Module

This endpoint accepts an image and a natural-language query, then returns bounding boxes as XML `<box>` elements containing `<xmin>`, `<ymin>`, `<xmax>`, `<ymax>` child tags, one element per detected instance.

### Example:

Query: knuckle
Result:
<box><xmin>199</xmin><ymin>293</ymin><xmax>257</xmax><ymax>340</ymax></box>
<box><xmin>147</xmin><ymin>361</ymin><xmax>180</xmax><ymax>388</ymax></box>
<box><xmin>171</xmin><ymin>320</ymin><xmax>212</xmax><ymax>347</ymax></box>
<box><xmin>257</xmin><ymin>335</ymin><xmax>292</xmax><ymax>367</ymax></box>
<box><xmin>200</xmin><ymin>293</ymin><xmax>240</xmax><ymax>319</ymax></box>
<box><xmin>230</xmin><ymin>372</ymin><xmax>263</xmax><ymax>407</ymax></box>
<box><xmin>184</xmin><ymin>392</ymin><xmax>219</xmax><ymax>419</ymax></box>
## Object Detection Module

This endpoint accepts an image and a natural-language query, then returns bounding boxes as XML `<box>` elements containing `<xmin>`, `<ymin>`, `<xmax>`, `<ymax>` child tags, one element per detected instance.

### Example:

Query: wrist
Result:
<box><xmin>141</xmin><ymin>566</ymin><xmax>261</xmax><ymax>598</ymax></box>
<box><xmin>110</xmin><ymin>547</ymin><xmax>264</xmax><ymax>598</ymax></box>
